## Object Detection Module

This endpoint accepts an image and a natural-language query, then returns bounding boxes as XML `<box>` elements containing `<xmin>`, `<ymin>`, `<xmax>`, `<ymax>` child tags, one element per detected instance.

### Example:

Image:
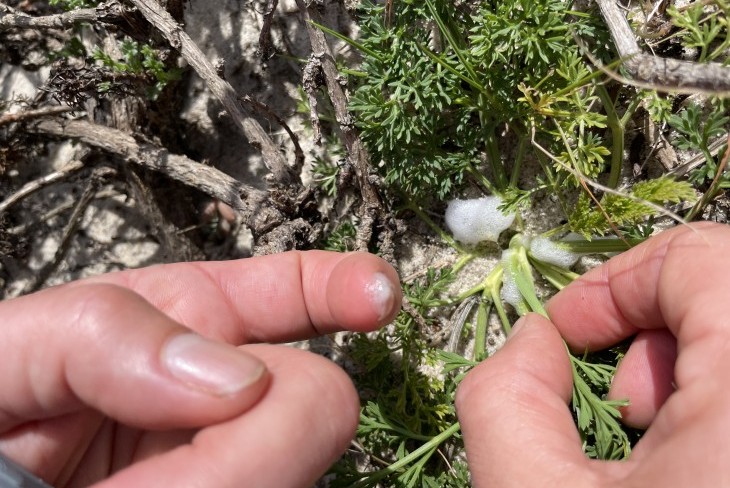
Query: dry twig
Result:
<box><xmin>256</xmin><ymin>0</ymin><xmax>279</xmax><ymax>60</ymax></box>
<box><xmin>127</xmin><ymin>0</ymin><xmax>295</xmax><ymax>184</ymax></box>
<box><xmin>0</xmin><ymin>160</ymin><xmax>84</xmax><ymax>214</ymax></box>
<box><xmin>28</xmin><ymin>117</ymin><xmax>260</xmax><ymax>214</ymax></box>
<box><xmin>0</xmin><ymin>0</ymin><xmax>123</xmax><ymax>31</ymax></box>
<box><xmin>596</xmin><ymin>0</ymin><xmax>730</xmax><ymax>93</ymax></box>
<box><xmin>295</xmin><ymin>1</ymin><xmax>392</xmax><ymax>255</ymax></box>
<box><xmin>21</xmin><ymin>166</ymin><xmax>114</xmax><ymax>294</ymax></box>
<box><xmin>0</xmin><ymin>105</ymin><xmax>74</xmax><ymax>127</ymax></box>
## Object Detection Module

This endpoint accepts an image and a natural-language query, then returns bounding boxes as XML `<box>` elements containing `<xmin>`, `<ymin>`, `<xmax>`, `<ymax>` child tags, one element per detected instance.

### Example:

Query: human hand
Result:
<box><xmin>456</xmin><ymin>222</ymin><xmax>730</xmax><ymax>487</ymax></box>
<box><xmin>0</xmin><ymin>251</ymin><xmax>401</xmax><ymax>487</ymax></box>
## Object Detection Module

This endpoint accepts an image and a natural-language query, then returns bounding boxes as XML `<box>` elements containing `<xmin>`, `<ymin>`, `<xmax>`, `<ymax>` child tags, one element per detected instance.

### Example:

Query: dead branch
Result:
<box><xmin>295</xmin><ymin>1</ymin><xmax>391</xmax><ymax>255</ymax></box>
<box><xmin>302</xmin><ymin>54</ymin><xmax>324</xmax><ymax>145</ymax></box>
<box><xmin>22</xmin><ymin>166</ymin><xmax>113</xmax><ymax>294</ymax></box>
<box><xmin>241</xmin><ymin>94</ymin><xmax>305</xmax><ymax>173</ymax></box>
<box><xmin>28</xmin><ymin>117</ymin><xmax>261</xmax><ymax>214</ymax></box>
<box><xmin>0</xmin><ymin>105</ymin><xmax>74</xmax><ymax>127</ymax></box>
<box><xmin>670</xmin><ymin>135</ymin><xmax>729</xmax><ymax>176</ymax></box>
<box><xmin>0</xmin><ymin>1</ymin><xmax>124</xmax><ymax>31</ymax></box>
<box><xmin>126</xmin><ymin>0</ymin><xmax>295</xmax><ymax>184</ymax></box>
<box><xmin>596</xmin><ymin>0</ymin><xmax>730</xmax><ymax>93</ymax></box>
<box><xmin>8</xmin><ymin>188</ymin><xmax>120</xmax><ymax>235</ymax></box>
<box><xmin>257</xmin><ymin>0</ymin><xmax>279</xmax><ymax>60</ymax></box>
<box><xmin>0</xmin><ymin>160</ymin><xmax>84</xmax><ymax>214</ymax></box>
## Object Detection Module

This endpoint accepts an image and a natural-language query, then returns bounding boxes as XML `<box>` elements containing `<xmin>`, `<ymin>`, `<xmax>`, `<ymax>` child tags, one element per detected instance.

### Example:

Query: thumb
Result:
<box><xmin>456</xmin><ymin>313</ymin><xmax>597</xmax><ymax>487</ymax></box>
<box><xmin>0</xmin><ymin>283</ymin><xmax>269</xmax><ymax>470</ymax></box>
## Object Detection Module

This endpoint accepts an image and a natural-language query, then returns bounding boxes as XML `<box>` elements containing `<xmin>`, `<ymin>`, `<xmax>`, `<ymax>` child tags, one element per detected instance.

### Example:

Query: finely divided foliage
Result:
<box><xmin>319</xmin><ymin>0</ymin><xmax>728</xmax><ymax>486</ymax></box>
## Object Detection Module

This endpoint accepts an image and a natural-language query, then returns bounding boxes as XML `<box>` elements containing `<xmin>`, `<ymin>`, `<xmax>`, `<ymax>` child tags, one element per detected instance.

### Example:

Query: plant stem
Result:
<box><xmin>686</xmin><ymin>134</ymin><xmax>730</xmax><ymax>220</ymax></box>
<box><xmin>473</xmin><ymin>297</ymin><xmax>490</xmax><ymax>360</ymax></box>
<box><xmin>560</xmin><ymin>237</ymin><xmax>644</xmax><ymax>253</ymax></box>
<box><xmin>349</xmin><ymin>422</ymin><xmax>461</xmax><ymax>488</ymax></box>
<box><xmin>484</xmin><ymin>126</ymin><xmax>509</xmax><ymax>191</ymax></box>
<box><xmin>467</xmin><ymin>162</ymin><xmax>499</xmax><ymax>195</ymax></box>
<box><xmin>595</xmin><ymin>83</ymin><xmax>624</xmax><ymax>189</ymax></box>
<box><xmin>529</xmin><ymin>258</ymin><xmax>579</xmax><ymax>290</ymax></box>
<box><xmin>406</xmin><ymin>201</ymin><xmax>467</xmax><ymax>253</ymax></box>
<box><xmin>509</xmin><ymin>135</ymin><xmax>528</xmax><ymax>187</ymax></box>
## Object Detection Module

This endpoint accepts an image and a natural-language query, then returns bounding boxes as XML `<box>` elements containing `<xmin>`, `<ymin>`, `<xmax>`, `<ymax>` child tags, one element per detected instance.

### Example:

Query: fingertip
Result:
<box><xmin>609</xmin><ymin>329</ymin><xmax>677</xmax><ymax>429</ymax></box>
<box><xmin>457</xmin><ymin>313</ymin><xmax>572</xmax><ymax>410</ymax></box>
<box><xmin>326</xmin><ymin>252</ymin><xmax>402</xmax><ymax>331</ymax></box>
<box><xmin>457</xmin><ymin>314</ymin><xmax>588</xmax><ymax>486</ymax></box>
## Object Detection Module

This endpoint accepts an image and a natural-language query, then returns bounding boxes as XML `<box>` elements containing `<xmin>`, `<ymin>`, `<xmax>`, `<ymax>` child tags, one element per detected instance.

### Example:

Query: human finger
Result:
<box><xmin>547</xmin><ymin>222</ymin><xmax>730</xmax><ymax>429</ymax></box>
<box><xmin>90</xmin><ymin>345</ymin><xmax>359</xmax><ymax>488</ymax></box>
<box><xmin>546</xmin><ymin>222</ymin><xmax>721</xmax><ymax>350</ymax></box>
<box><xmin>608</xmin><ymin>329</ymin><xmax>677</xmax><ymax>429</ymax></box>
<box><xmin>456</xmin><ymin>314</ymin><xmax>602</xmax><ymax>487</ymax></box>
<box><xmin>0</xmin><ymin>283</ymin><xmax>269</xmax><ymax>481</ymax></box>
<box><xmin>83</xmin><ymin>250</ymin><xmax>402</xmax><ymax>344</ymax></box>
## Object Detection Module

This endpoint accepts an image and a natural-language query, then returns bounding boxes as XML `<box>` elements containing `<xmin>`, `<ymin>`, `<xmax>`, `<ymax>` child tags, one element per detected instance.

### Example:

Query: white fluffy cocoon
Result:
<box><xmin>528</xmin><ymin>236</ymin><xmax>580</xmax><ymax>268</ymax></box>
<box><xmin>444</xmin><ymin>197</ymin><xmax>516</xmax><ymax>244</ymax></box>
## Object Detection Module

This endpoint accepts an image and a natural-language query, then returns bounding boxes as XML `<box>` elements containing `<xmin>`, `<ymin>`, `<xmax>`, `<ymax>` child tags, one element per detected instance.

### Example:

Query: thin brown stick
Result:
<box><xmin>670</xmin><ymin>135</ymin><xmax>729</xmax><ymax>176</ymax></box>
<box><xmin>0</xmin><ymin>0</ymin><xmax>124</xmax><ymax>31</ymax></box>
<box><xmin>127</xmin><ymin>0</ymin><xmax>295</xmax><ymax>184</ymax></box>
<box><xmin>0</xmin><ymin>160</ymin><xmax>84</xmax><ymax>214</ymax></box>
<box><xmin>22</xmin><ymin>167</ymin><xmax>113</xmax><ymax>294</ymax></box>
<box><xmin>295</xmin><ymin>1</ymin><xmax>388</xmax><ymax>252</ymax></box>
<box><xmin>595</xmin><ymin>0</ymin><xmax>730</xmax><ymax>93</ymax></box>
<box><xmin>28</xmin><ymin>117</ymin><xmax>260</xmax><ymax>213</ymax></box>
<box><xmin>0</xmin><ymin>106</ymin><xmax>74</xmax><ymax>127</ymax></box>
<box><xmin>256</xmin><ymin>0</ymin><xmax>279</xmax><ymax>60</ymax></box>
<box><xmin>8</xmin><ymin>188</ymin><xmax>120</xmax><ymax>235</ymax></box>
<box><xmin>240</xmin><ymin>95</ymin><xmax>305</xmax><ymax>172</ymax></box>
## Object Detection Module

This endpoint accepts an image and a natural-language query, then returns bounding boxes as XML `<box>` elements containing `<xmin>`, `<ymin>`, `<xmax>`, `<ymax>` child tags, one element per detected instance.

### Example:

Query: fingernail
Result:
<box><xmin>365</xmin><ymin>272</ymin><xmax>396</xmax><ymax>321</ymax></box>
<box><xmin>507</xmin><ymin>316</ymin><xmax>528</xmax><ymax>340</ymax></box>
<box><xmin>162</xmin><ymin>334</ymin><xmax>266</xmax><ymax>396</ymax></box>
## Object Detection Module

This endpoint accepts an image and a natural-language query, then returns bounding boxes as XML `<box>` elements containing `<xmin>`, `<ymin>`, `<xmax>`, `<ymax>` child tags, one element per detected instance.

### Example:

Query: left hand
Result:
<box><xmin>0</xmin><ymin>251</ymin><xmax>401</xmax><ymax>487</ymax></box>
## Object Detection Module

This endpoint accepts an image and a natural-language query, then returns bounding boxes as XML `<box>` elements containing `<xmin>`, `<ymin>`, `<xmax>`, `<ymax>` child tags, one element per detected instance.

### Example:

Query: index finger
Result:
<box><xmin>77</xmin><ymin>250</ymin><xmax>402</xmax><ymax>344</ymax></box>
<box><xmin>547</xmin><ymin>222</ymin><xmax>729</xmax><ymax>358</ymax></box>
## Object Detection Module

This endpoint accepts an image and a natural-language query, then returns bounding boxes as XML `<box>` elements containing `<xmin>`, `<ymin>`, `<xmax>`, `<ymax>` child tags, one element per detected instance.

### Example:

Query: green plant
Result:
<box><xmin>317</xmin><ymin>0</ymin><xmax>729</xmax><ymax>485</ymax></box>
<box><xmin>49</xmin><ymin>0</ymin><xmax>98</xmax><ymax>10</ymax></box>
<box><xmin>93</xmin><ymin>39</ymin><xmax>181</xmax><ymax>100</ymax></box>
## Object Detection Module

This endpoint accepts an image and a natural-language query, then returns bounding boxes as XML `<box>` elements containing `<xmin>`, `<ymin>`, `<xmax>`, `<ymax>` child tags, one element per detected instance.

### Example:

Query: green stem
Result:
<box><xmin>473</xmin><ymin>297</ymin><xmax>490</xmax><ymax>361</ymax></box>
<box><xmin>406</xmin><ymin>201</ymin><xmax>468</xmax><ymax>254</ymax></box>
<box><xmin>349</xmin><ymin>422</ymin><xmax>461</xmax><ymax>488</ymax></box>
<box><xmin>485</xmin><ymin>126</ymin><xmax>509</xmax><ymax>191</ymax></box>
<box><xmin>560</xmin><ymin>238</ymin><xmax>644</xmax><ymax>253</ymax></box>
<box><xmin>467</xmin><ymin>163</ymin><xmax>499</xmax><ymax>195</ymax></box>
<box><xmin>452</xmin><ymin>253</ymin><xmax>475</xmax><ymax>273</ymax></box>
<box><xmin>686</xmin><ymin>143</ymin><xmax>728</xmax><ymax>220</ymax></box>
<box><xmin>595</xmin><ymin>83</ymin><xmax>624</xmax><ymax>189</ymax></box>
<box><xmin>529</xmin><ymin>258</ymin><xmax>578</xmax><ymax>290</ymax></box>
<box><xmin>509</xmin><ymin>135</ymin><xmax>528</xmax><ymax>187</ymax></box>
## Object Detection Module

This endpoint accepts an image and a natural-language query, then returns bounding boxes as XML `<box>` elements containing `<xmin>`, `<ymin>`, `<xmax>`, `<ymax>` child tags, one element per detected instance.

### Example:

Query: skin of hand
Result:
<box><xmin>456</xmin><ymin>222</ymin><xmax>730</xmax><ymax>487</ymax></box>
<box><xmin>0</xmin><ymin>251</ymin><xmax>402</xmax><ymax>488</ymax></box>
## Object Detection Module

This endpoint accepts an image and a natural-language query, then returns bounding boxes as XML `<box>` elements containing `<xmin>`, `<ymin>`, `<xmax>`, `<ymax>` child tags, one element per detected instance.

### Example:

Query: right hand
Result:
<box><xmin>456</xmin><ymin>222</ymin><xmax>730</xmax><ymax>487</ymax></box>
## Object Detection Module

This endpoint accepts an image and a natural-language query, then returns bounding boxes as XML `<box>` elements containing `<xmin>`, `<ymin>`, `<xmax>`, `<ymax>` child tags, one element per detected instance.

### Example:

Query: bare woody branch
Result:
<box><xmin>0</xmin><ymin>105</ymin><xmax>74</xmax><ymax>127</ymax></box>
<box><xmin>0</xmin><ymin>1</ymin><xmax>124</xmax><ymax>31</ymax></box>
<box><xmin>22</xmin><ymin>167</ymin><xmax>113</xmax><ymax>294</ymax></box>
<box><xmin>295</xmin><ymin>0</ymin><xmax>388</xmax><ymax>252</ymax></box>
<box><xmin>596</xmin><ymin>0</ymin><xmax>730</xmax><ymax>93</ymax></box>
<box><xmin>0</xmin><ymin>159</ymin><xmax>84</xmax><ymax>214</ymax></box>
<box><xmin>27</xmin><ymin>117</ymin><xmax>263</xmax><ymax>214</ymax></box>
<box><xmin>126</xmin><ymin>0</ymin><xmax>296</xmax><ymax>184</ymax></box>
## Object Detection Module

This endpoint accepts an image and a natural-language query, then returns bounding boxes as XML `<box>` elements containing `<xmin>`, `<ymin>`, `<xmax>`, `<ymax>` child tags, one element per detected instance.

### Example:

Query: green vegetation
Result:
<box><xmin>312</xmin><ymin>1</ymin><xmax>729</xmax><ymax>486</ymax></box>
<box><xmin>93</xmin><ymin>39</ymin><xmax>181</xmax><ymax>100</ymax></box>
<box><xmin>49</xmin><ymin>0</ymin><xmax>98</xmax><ymax>10</ymax></box>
